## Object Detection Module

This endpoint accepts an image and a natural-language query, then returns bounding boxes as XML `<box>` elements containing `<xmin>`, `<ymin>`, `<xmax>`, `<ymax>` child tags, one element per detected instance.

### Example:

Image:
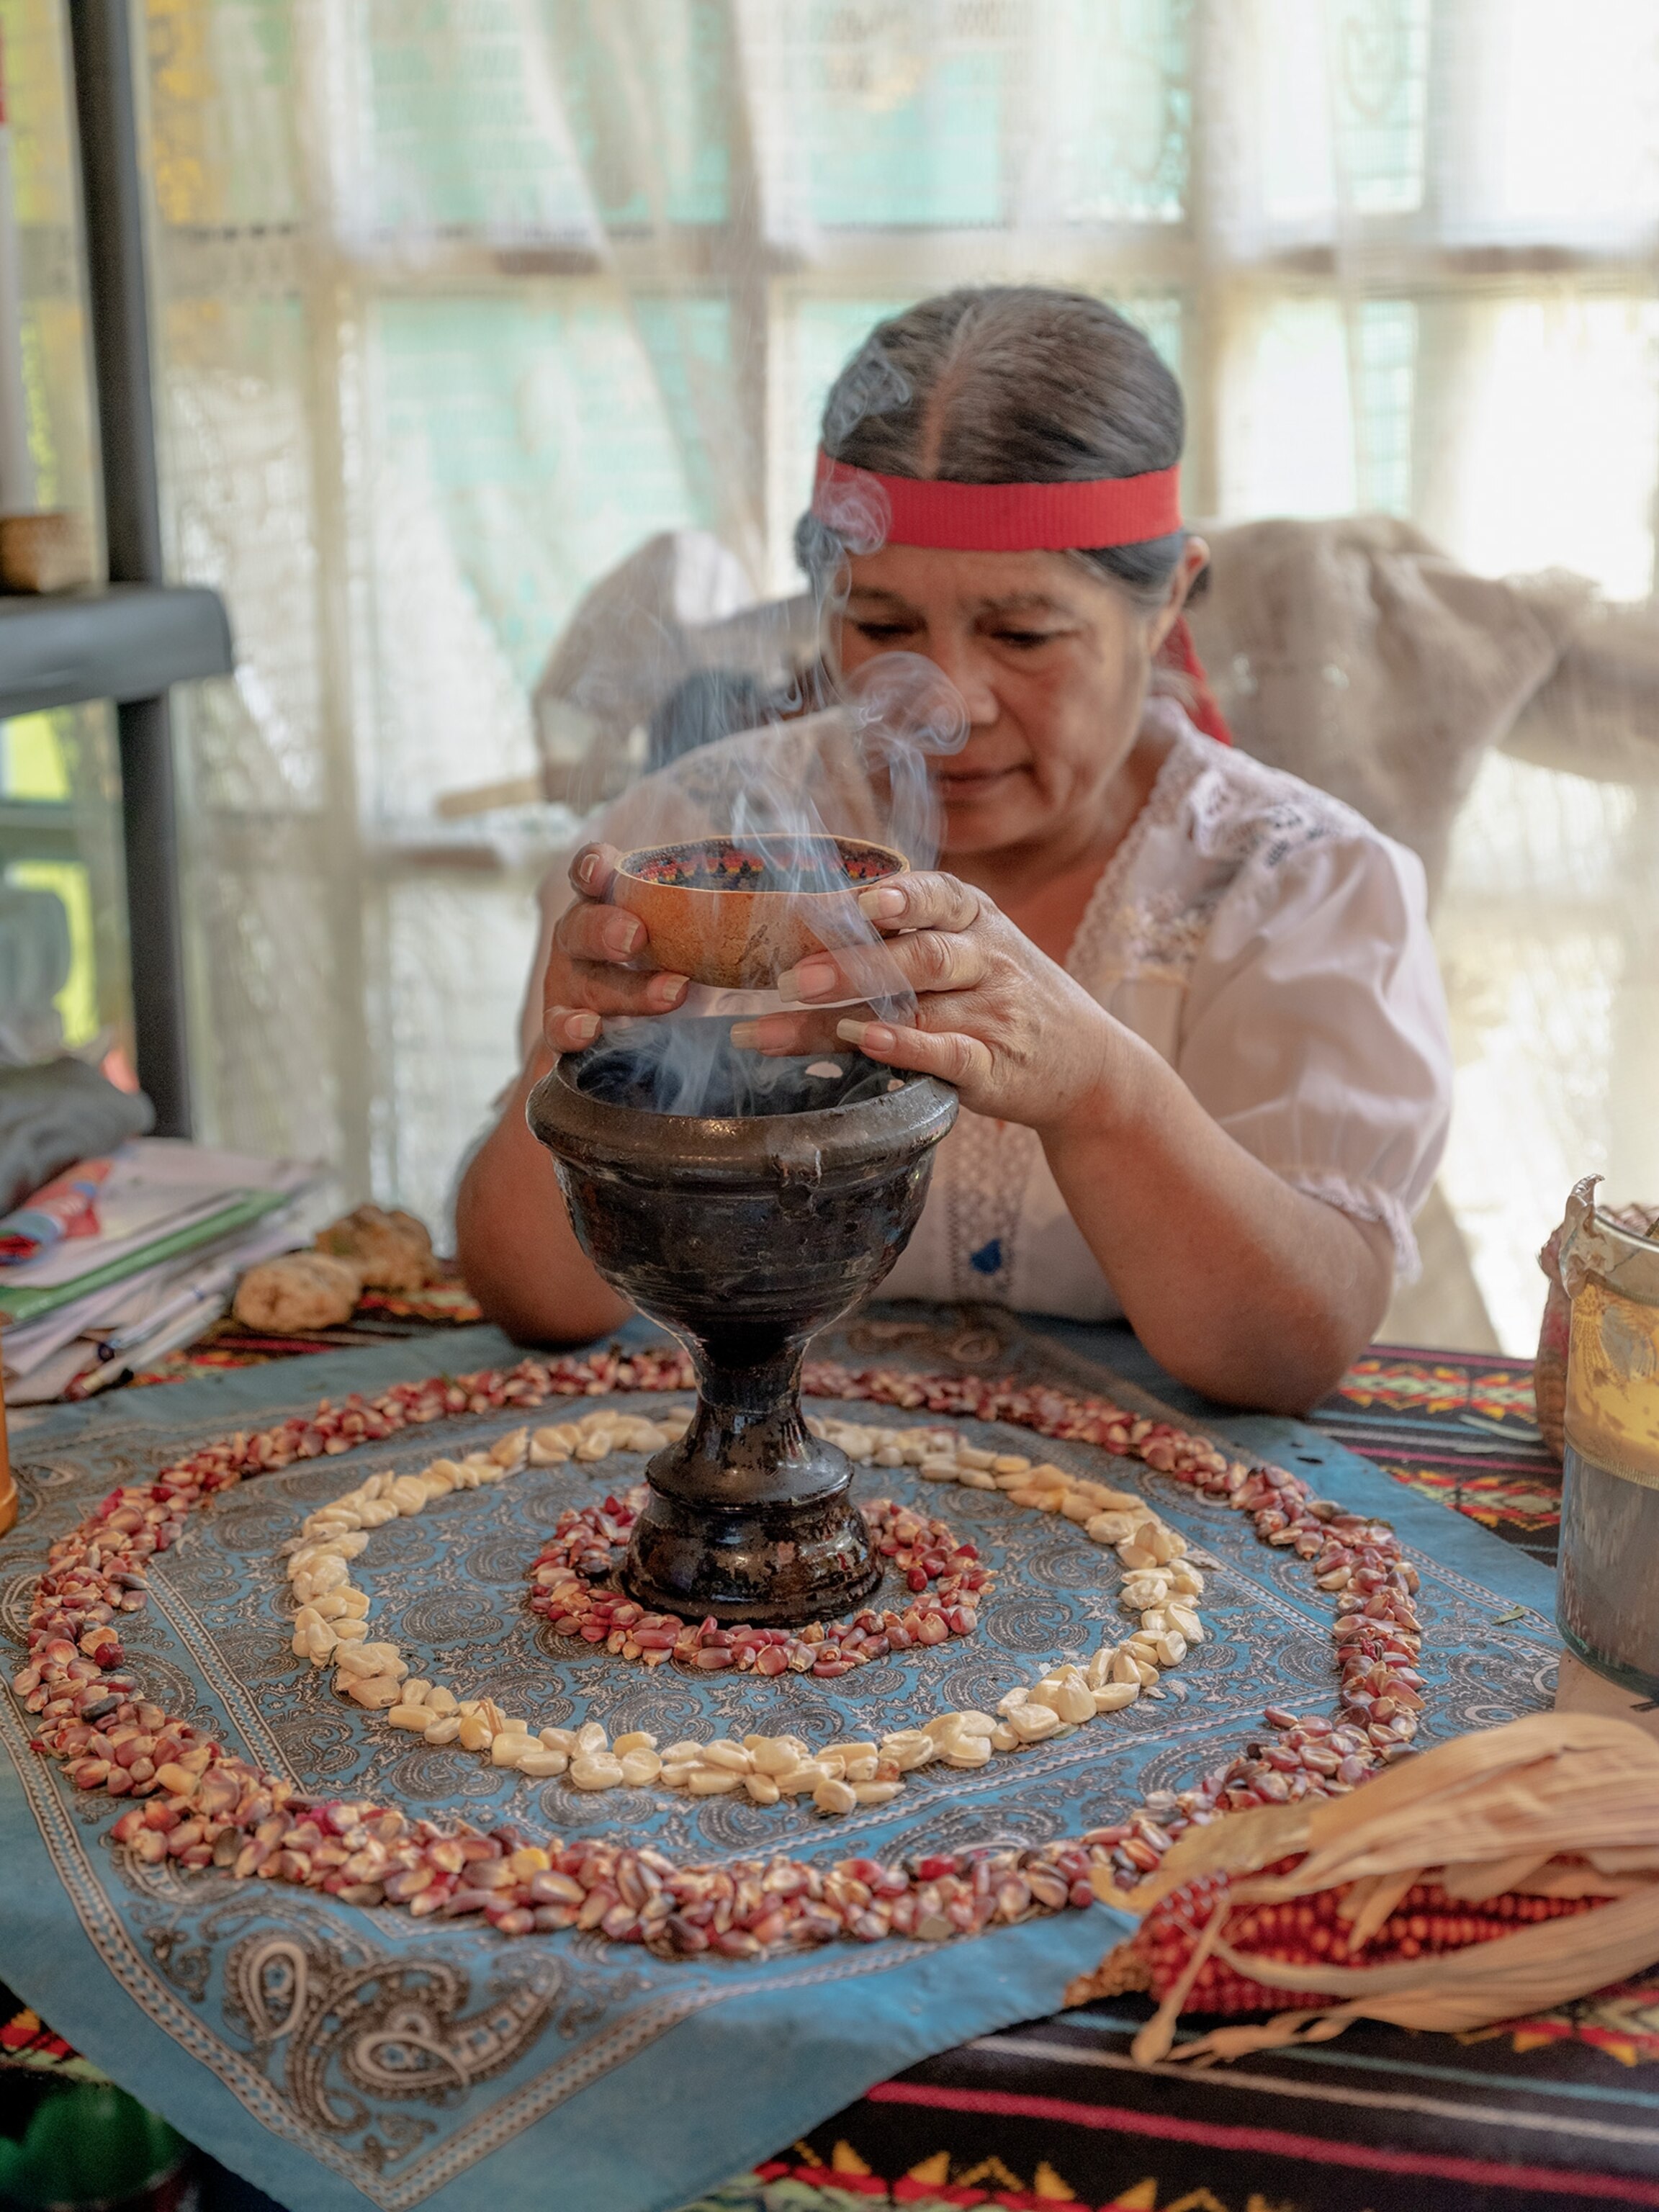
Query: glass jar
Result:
<box><xmin>1555</xmin><ymin>1177</ymin><xmax>1659</xmax><ymax>1697</ymax></box>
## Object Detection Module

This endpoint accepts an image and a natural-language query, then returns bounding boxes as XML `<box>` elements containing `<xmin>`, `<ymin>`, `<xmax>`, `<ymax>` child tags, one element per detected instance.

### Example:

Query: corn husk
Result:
<box><xmin>1079</xmin><ymin>1714</ymin><xmax>1659</xmax><ymax>2064</ymax></box>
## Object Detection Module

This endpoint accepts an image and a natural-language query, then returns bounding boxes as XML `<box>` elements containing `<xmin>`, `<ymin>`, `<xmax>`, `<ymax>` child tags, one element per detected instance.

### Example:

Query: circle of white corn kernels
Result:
<box><xmin>282</xmin><ymin>1403</ymin><xmax>1205</xmax><ymax>1819</ymax></box>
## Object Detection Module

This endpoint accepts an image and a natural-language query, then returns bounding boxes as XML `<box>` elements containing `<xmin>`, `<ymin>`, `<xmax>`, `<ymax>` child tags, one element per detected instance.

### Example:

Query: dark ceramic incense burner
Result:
<box><xmin>527</xmin><ymin>1033</ymin><xmax>957</xmax><ymax>1622</ymax></box>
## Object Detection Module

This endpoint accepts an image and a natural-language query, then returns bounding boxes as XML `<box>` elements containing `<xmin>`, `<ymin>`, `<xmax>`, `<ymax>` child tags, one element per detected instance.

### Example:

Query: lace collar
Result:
<box><xmin>1064</xmin><ymin>706</ymin><xmax>1214</xmax><ymax>984</ymax></box>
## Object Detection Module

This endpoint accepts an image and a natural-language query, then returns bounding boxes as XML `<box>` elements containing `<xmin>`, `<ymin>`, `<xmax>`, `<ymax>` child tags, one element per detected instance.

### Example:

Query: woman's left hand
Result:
<box><xmin>732</xmin><ymin>872</ymin><xmax>1126</xmax><ymax>1130</ymax></box>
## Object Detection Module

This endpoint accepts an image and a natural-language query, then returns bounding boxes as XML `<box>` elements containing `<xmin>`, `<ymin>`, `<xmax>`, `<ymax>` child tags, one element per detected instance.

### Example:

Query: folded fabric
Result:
<box><xmin>0</xmin><ymin>1159</ymin><xmax>112</xmax><ymax>1264</ymax></box>
<box><xmin>0</xmin><ymin>1060</ymin><xmax>153</xmax><ymax>1216</ymax></box>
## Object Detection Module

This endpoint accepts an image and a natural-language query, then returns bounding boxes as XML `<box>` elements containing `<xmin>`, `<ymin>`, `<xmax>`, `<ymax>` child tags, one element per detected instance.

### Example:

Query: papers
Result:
<box><xmin>4</xmin><ymin>1142</ymin><xmax>310</xmax><ymax>1291</ymax></box>
<box><xmin>0</xmin><ymin>1140</ymin><xmax>338</xmax><ymax>1401</ymax></box>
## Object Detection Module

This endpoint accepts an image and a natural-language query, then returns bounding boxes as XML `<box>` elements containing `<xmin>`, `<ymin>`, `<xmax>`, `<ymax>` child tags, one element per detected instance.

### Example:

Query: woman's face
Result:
<box><xmin>834</xmin><ymin>541</ymin><xmax>1204</xmax><ymax>859</ymax></box>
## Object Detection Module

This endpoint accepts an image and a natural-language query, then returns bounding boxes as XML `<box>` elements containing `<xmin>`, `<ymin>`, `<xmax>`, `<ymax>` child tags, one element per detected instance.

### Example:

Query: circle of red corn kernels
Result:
<box><xmin>528</xmin><ymin>1488</ymin><xmax>992</xmax><ymax>1675</ymax></box>
<box><xmin>10</xmin><ymin>1346</ymin><xmax>1426</xmax><ymax>1953</ymax></box>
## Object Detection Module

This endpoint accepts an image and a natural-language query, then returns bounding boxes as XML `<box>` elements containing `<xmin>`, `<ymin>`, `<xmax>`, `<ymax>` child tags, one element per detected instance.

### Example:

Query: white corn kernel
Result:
<box><xmin>516</xmin><ymin>1747</ymin><xmax>567</xmax><ymax>1778</ymax></box>
<box><xmin>570</xmin><ymin>1753</ymin><xmax>625</xmax><ymax>1789</ymax></box>
<box><xmin>941</xmin><ymin>1736</ymin><xmax>994</xmax><ymax>1768</ymax></box>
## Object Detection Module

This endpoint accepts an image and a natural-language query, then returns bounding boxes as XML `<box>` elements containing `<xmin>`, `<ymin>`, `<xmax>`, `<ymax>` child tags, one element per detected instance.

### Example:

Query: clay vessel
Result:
<box><xmin>611</xmin><ymin>832</ymin><xmax>905</xmax><ymax>991</ymax></box>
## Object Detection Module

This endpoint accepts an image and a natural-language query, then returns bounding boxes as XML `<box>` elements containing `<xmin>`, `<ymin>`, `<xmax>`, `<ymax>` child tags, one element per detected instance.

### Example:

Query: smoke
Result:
<box><xmin>572</xmin><ymin>1019</ymin><xmax>904</xmax><ymax>1121</ymax></box>
<box><xmin>810</xmin><ymin>463</ymin><xmax>889</xmax><ymax>559</ymax></box>
<box><xmin>609</xmin><ymin>653</ymin><xmax>963</xmax><ymax>861</ymax></box>
<box><xmin>822</xmin><ymin>338</ymin><xmax>911</xmax><ymax>447</ymax></box>
<box><xmin>531</xmin><ymin>305</ymin><xmax>972</xmax><ymax>1120</ymax></box>
<box><xmin>585</xmin><ymin>651</ymin><xmax>966</xmax><ymax>1116</ymax></box>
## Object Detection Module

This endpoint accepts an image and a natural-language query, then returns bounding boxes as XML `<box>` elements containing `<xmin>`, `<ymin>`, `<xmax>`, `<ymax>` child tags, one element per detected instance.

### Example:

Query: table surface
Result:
<box><xmin>5</xmin><ymin>1314</ymin><xmax>1650</xmax><ymax>2212</ymax></box>
<box><xmin>693</xmin><ymin>1331</ymin><xmax>1659</xmax><ymax>2212</ymax></box>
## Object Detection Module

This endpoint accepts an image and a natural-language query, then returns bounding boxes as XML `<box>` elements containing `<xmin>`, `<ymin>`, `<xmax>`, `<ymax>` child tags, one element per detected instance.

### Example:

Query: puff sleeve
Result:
<box><xmin>1173</xmin><ymin>827</ymin><xmax>1452</xmax><ymax>1280</ymax></box>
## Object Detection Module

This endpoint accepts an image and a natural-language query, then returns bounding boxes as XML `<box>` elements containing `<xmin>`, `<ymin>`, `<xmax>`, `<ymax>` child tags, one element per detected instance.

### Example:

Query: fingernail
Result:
<box><xmin>557</xmin><ymin>1010</ymin><xmax>601</xmax><ymax>1047</ymax></box>
<box><xmin>858</xmin><ymin>885</ymin><xmax>906</xmax><ymax>920</ymax></box>
<box><xmin>604</xmin><ymin>912</ymin><xmax>644</xmax><ymax>957</ymax></box>
<box><xmin>836</xmin><ymin>1017</ymin><xmax>894</xmax><ymax>1055</ymax></box>
<box><xmin>651</xmin><ymin>972</ymin><xmax>690</xmax><ymax>1008</ymax></box>
<box><xmin>729</xmin><ymin>1021</ymin><xmax>762</xmax><ymax>1048</ymax></box>
<box><xmin>574</xmin><ymin>850</ymin><xmax>601</xmax><ymax>889</ymax></box>
<box><xmin>782</xmin><ymin>957</ymin><xmax>838</xmax><ymax>1002</ymax></box>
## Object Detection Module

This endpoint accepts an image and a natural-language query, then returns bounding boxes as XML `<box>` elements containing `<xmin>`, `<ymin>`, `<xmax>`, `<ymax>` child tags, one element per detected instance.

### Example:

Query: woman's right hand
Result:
<box><xmin>542</xmin><ymin>844</ymin><xmax>691</xmax><ymax>1052</ymax></box>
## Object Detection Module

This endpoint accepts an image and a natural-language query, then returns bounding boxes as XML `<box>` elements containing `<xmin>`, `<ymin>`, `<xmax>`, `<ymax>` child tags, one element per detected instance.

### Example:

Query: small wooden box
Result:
<box><xmin>0</xmin><ymin>511</ymin><xmax>95</xmax><ymax>595</ymax></box>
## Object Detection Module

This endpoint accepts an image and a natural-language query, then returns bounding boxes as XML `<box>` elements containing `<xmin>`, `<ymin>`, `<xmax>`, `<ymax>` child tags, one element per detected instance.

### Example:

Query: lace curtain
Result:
<box><xmin>61</xmin><ymin>0</ymin><xmax>1656</xmax><ymax>1350</ymax></box>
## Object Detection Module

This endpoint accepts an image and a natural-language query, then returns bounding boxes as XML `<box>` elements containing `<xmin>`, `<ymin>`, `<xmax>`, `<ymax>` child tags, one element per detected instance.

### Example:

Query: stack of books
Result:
<box><xmin>0</xmin><ymin>1141</ymin><xmax>336</xmax><ymax>1405</ymax></box>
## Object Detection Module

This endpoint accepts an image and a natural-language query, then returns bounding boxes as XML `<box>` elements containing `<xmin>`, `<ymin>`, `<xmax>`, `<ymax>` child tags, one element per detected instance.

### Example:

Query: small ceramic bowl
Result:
<box><xmin>612</xmin><ymin>832</ymin><xmax>907</xmax><ymax>990</ymax></box>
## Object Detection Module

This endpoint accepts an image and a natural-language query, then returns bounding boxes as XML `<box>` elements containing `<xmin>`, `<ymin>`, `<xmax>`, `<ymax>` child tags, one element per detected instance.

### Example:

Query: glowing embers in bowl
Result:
<box><xmin>611</xmin><ymin>832</ymin><xmax>906</xmax><ymax>990</ymax></box>
<box><xmin>622</xmin><ymin>835</ymin><xmax>901</xmax><ymax>894</ymax></box>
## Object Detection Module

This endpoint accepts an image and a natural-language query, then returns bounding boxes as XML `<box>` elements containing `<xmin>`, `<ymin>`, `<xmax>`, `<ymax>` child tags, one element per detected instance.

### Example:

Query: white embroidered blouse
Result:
<box><xmin>521</xmin><ymin>706</ymin><xmax>1454</xmax><ymax>1324</ymax></box>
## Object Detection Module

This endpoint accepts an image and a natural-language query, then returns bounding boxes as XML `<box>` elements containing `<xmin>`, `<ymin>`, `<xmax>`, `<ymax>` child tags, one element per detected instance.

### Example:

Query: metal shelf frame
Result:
<box><xmin>0</xmin><ymin>585</ymin><xmax>231</xmax><ymax>720</ymax></box>
<box><xmin>0</xmin><ymin>0</ymin><xmax>235</xmax><ymax>1136</ymax></box>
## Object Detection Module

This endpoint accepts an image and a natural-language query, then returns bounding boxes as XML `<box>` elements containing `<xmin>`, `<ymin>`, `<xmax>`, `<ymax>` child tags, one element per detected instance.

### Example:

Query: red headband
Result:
<box><xmin>811</xmin><ymin>450</ymin><xmax>1182</xmax><ymax>552</ymax></box>
<box><xmin>811</xmin><ymin>448</ymin><xmax>1233</xmax><ymax>746</ymax></box>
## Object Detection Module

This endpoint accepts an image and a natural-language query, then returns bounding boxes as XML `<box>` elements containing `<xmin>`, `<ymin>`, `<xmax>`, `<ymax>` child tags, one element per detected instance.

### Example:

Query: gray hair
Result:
<box><xmin>797</xmin><ymin>286</ymin><xmax>1187</xmax><ymax>607</ymax></box>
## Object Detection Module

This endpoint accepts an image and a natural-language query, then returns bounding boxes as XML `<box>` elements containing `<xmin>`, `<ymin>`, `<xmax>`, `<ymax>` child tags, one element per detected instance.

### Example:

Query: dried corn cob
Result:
<box><xmin>1099</xmin><ymin>1860</ymin><xmax>1609</xmax><ymax>2025</ymax></box>
<box><xmin>1069</xmin><ymin>1713</ymin><xmax>1659</xmax><ymax>2062</ymax></box>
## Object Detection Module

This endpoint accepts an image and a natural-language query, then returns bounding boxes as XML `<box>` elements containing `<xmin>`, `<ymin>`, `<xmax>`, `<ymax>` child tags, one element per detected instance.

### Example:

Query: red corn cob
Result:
<box><xmin>1130</xmin><ymin>1855</ymin><xmax>1610</xmax><ymax>2018</ymax></box>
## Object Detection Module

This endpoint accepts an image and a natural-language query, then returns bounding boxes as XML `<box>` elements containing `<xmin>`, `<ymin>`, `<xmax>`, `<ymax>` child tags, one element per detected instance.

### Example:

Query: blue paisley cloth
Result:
<box><xmin>0</xmin><ymin>1311</ymin><xmax>1560</xmax><ymax>2212</ymax></box>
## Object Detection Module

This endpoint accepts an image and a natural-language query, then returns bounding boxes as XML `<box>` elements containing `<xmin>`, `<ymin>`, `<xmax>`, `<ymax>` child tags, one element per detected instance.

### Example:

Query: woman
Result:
<box><xmin>457</xmin><ymin>287</ymin><xmax>1452</xmax><ymax>1413</ymax></box>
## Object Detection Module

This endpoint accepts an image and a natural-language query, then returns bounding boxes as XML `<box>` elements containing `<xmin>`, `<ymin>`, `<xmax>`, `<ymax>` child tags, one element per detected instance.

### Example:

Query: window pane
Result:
<box><xmin>1355</xmin><ymin>297</ymin><xmax>1416</xmax><ymax>516</ymax></box>
<box><xmin>365</xmin><ymin>293</ymin><xmax>702</xmax><ymax>815</ymax></box>
<box><xmin>743</xmin><ymin>0</ymin><xmax>1193</xmax><ymax>235</ymax></box>
<box><xmin>1439</xmin><ymin>0</ymin><xmax>1659</xmax><ymax>246</ymax></box>
<box><xmin>7</xmin><ymin>860</ymin><xmax>97</xmax><ymax>1046</ymax></box>
<box><xmin>355</xmin><ymin>0</ymin><xmax>595</xmax><ymax>239</ymax></box>
<box><xmin>1424</xmin><ymin>296</ymin><xmax>1659</xmax><ymax>601</ymax></box>
<box><xmin>548</xmin><ymin>0</ymin><xmax>731</xmax><ymax>227</ymax></box>
<box><xmin>0</xmin><ymin>703</ymin><xmax>132</xmax><ymax>1068</ymax></box>
<box><xmin>1331</xmin><ymin>0</ymin><xmax>1429</xmax><ymax>216</ymax></box>
<box><xmin>144</xmin><ymin>0</ymin><xmax>302</xmax><ymax>228</ymax></box>
<box><xmin>1219</xmin><ymin>295</ymin><xmax>1358</xmax><ymax>518</ymax></box>
<box><xmin>1115</xmin><ymin>290</ymin><xmax>1184</xmax><ymax>381</ymax></box>
<box><xmin>1022</xmin><ymin>0</ymin><xmax>1190</xmax><ymax>224</ymax></box>
<box><xmin>177</xmin><ymin>795</ymin><xmax>351</xmax><ymax>1165</ymax></box>
<box><xmin>741</xmin><ymin>1</ymin><xmax>1007</xmax><ymax>233</ymax></box>
<box><xmin>379</xmin><ymin>874</ymin><xmax>540</xmax><ymax>1235</ymax></box>
<box><xmin>1436</xmin><ymin>753</ymin><xmax>1655</xmax><ymax>1353</ymax></box>
<box><xmin>159</xmin><ymin>295</ymin><xmax>326</xmax><ymax>810</ymax></box>
<box><xmin>803</xmin><ymin>6</ymin><xmax>1002</xmax><ymax>228</ymax></box>
<box><xmin>631</xmin><ymin>296</ymin><xmax>737</xmax><ymax>531</ymax></box>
